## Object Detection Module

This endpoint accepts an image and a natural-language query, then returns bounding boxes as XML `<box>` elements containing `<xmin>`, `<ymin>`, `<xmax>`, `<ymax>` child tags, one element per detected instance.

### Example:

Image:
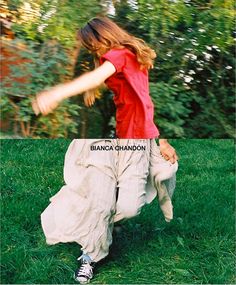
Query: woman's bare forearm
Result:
<box><xmin>51</xmin><ymin>70</ymin><xmax>105</xmax><ymax>101</ymax></box>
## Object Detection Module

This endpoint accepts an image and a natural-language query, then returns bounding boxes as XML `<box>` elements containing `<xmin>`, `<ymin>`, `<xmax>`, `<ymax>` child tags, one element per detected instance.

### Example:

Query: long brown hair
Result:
<box><xmin>77</xmin><ymin>17</ymin><xmax>156</xmax><ymax>70</ymax></box>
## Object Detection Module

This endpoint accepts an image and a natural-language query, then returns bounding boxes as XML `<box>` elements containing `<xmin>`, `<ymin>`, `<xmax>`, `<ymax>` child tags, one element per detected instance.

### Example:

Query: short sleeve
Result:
<box><xmin>100</xmin><ymin>49</ymin><xmax>126</xmax><ymax>73</ymax></box>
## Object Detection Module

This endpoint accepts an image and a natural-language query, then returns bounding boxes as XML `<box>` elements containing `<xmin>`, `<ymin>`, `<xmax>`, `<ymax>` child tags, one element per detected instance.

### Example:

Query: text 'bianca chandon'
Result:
<box><xmin>90</xmin><ymin>145</ymin><xmax>146</xmax><ymax>151</ymax></box>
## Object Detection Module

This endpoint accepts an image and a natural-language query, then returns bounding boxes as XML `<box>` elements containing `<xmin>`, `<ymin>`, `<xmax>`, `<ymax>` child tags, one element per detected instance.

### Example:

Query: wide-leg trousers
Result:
<box><xmin>41</xmin><ymin>139</ymin><xmax>150</xmax><ymax>262</ymax></box>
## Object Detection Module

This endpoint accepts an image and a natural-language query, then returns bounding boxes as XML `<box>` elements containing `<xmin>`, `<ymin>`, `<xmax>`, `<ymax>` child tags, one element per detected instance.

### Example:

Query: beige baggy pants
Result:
<box><xmin>41</xmin><ymin>139</ymin><xmax>151</xmax><ymax>262</ymax></box>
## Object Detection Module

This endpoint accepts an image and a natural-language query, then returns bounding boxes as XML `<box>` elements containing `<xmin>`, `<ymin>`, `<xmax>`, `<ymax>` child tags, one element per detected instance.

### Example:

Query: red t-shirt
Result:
<box><xmin>100</xmin><ymin>48</ymin><xmax>159</xmax><ymax>139</ymax></box>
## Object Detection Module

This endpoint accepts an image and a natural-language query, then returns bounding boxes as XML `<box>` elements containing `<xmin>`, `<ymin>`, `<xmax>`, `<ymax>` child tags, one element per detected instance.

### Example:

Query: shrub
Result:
<box><xmin>1</xmin><ymin>39</ymin><xmax>80</xmax><ymax>138</ymax></box>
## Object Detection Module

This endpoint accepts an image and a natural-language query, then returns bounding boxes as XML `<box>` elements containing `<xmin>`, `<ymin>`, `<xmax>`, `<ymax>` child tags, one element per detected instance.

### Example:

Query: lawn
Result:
<box><xmin>1</xmin><ymin>139</ymin><xmax>235</xmax><ymax>284</ymax></box>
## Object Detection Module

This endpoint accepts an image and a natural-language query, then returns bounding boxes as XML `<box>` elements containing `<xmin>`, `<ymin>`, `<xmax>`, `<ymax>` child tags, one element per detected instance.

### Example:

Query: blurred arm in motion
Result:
<box><xmin>32</xmin><ymin>61</ymin><xmax>115</xmax><ymax>115</ymax></box>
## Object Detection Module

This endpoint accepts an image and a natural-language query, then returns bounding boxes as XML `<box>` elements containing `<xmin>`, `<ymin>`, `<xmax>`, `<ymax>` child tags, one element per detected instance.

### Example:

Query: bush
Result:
<box><xmin>150</xmin><ymin>82</ymin><xmax>192</xmax><ymax>137</ymax></box>
<box><xmin>1</xmin><ymin>39</ymin><xmax>80</xmax><ymax>138</ymax></box>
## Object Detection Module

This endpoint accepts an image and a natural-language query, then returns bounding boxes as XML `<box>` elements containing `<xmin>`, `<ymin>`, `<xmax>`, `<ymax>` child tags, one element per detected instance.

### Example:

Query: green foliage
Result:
<box><xmin>1</xmin><ymin>40</ymin><xmax>80</xmax><ymax>138</ymax></box>
<box><xmin>2</xmin><ymin>0</ymin><xmax>235</xmax><ymax>138</ymax></box>
<box><xmin>9</xmin><ymin>0</ymin><xmax>103</xmax><ymax>47</ymax></box>
<box><xmin>2</xmin><ymin>0</ymin><xmax>105</xmax><ymax>138</ymax></box>
<box><xmin>113</xmin><ymin>0</ymin><xmax>235</xmax><ymax>138</ymax></box>
<box><xmin>150</xmin><ymin>82</ymin><xmax>191</xmax><ymax>137</ymax></box>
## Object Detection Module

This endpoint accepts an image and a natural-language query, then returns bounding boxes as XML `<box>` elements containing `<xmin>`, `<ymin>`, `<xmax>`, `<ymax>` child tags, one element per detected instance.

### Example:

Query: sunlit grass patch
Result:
<box><xmin>1</xmin><ymin>139</ymin><xmax>235</xmax><ymax>284</ymax></box>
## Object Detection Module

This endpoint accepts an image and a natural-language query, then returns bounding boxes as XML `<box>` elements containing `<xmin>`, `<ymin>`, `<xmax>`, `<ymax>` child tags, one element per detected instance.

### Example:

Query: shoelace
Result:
<box><xmin>77</xmin><ymin>262</ymin><xmax>93</xmax><ymax>279</ymax></box>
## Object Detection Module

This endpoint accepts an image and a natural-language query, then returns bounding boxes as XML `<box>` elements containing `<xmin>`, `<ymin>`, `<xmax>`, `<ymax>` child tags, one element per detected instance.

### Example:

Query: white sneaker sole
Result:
<box><xmin>74</xmin><ymin>273</ymin><xmax>91</xmax><ymax>284</ymax></box>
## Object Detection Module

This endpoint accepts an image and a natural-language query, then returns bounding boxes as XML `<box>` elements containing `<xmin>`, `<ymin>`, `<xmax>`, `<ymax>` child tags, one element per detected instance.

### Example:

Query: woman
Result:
<box><xmin>32</xmin><ymin>16</ymin><xmax>159</xmax><ymax>139</ymax></box>
<box><xmin>34</xmin><ymin>16</ymin><xmax>178</xmax><ymax>283</ymax></box>
<box><xmin>41</xmin><ymin>139</ymin><xmax>178</xmax><ymax>283</ymax></box>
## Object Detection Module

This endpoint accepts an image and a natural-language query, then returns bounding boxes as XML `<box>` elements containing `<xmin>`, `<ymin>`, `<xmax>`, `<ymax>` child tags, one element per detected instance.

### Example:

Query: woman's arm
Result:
<box><xmin>32</xmin><ymin>61</ymin><xmax>115</xmax><ymax>115</ymax></box>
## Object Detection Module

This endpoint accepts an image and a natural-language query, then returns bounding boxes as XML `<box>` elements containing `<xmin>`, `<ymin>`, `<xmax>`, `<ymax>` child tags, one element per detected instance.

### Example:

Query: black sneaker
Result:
<box><xmin>74</xmin><ymin>260</ymin><xmax>95</xmax><ymax>284</ymax></box>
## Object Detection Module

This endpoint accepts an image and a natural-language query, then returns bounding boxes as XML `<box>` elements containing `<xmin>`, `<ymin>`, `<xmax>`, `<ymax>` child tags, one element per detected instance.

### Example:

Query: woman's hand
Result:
<box><xmin>32</xmin><ymin>88</ymin><xmax>63</xmax><ymax>115</ymax></box>
<box><xmin>84</xmin><ymin>90</ymin><xmax>96</xmax><ymax>107</ymax></box>
<box><xmin>159</xmin><ymin>139</ymin><xmax>179</xmax><ymax>164</ymax></box>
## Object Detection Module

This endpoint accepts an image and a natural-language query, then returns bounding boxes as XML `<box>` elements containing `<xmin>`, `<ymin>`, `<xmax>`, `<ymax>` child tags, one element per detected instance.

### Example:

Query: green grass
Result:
<box><xmin>1</xmin><ymin>139</ymin><xmax>235</xmax><ymax>284</ymax></box>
